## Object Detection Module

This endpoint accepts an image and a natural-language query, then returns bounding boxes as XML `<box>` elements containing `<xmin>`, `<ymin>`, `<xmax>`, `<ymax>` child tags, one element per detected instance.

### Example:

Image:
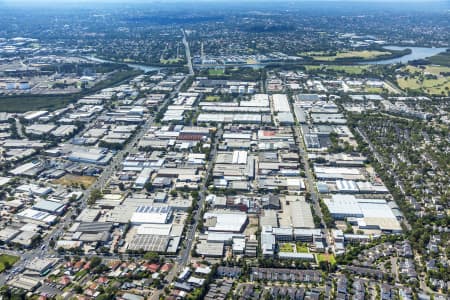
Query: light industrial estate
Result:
<box><xmin>0</xmin><ymin>1</ymin><xmax>448</xmax><ymax>300</ymax></box>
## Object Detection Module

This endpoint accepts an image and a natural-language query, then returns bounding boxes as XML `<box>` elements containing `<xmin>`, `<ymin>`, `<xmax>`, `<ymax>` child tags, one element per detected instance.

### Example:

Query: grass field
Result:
<box><xmin>296</xmin><ymin>244</ymin><xmax>309</xmax><ymax>253</ymax></box>
<box><xmin>205</xmin><ymin>95</ymin><xmax>221</xmax><ymax>102</ymax></box>
<box><xmin>364</xmin><ymin>87</ymin><xmax>385</xmax><ymax>94</ymax></box>
<box><xmin>302</xmin><ymin>50</ymin><xmax>391</xmax><ymax>62</ymax></box>
<box><xmin>0</xmin><ymin>254</ymin><xmax>19</xmax><ymax>273</ymax></box>
<box><xmin>404</xmin><ymin>65</ymin><xmax>450</xmax><ymax>75</ymax></box>
<box><xmin>397</xmin><ymin>65</ymin><xmax>450</xmax><ymax>96</ymax></box>
<box><xmin>305</xmin><ymin>65</ymin><xmax>370</xmax><ymax>75</ymax></box>
<box><xmin>316</xmin><ymin>253</ymin><xmax>336</xmax><ymax>265</ymax></box>
<box><xmin>208</xmin><ymin>69</ymin><xmax>225</xmax><ymax>76</ymax></box>
<box><xmin>53</xmin><ymin>174</ymin><xmax>96</xmax><ymax>188</ymax></box>
<box><xmin>279</xmin><ymin>243</ymin><xmax>295</xmax><ymax>253</ymax></box>
<box><xmin>160</xmin><ymin>58</ymin><xmax>183</xmax><ymax>64</ymax></box>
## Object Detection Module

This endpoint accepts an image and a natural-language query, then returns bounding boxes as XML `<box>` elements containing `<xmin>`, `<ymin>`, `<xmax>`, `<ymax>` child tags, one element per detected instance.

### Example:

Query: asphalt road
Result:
<box><xmin>182</xmin><ymin>29</ymin><xmax>194</xmax><ymax>76</ymax></box>
<box><xmin>180</xmin><ymin>127</ymin><xmax>221</xmax><ymax>267</ymax></box>
<box><xmin>293</xmin><ymin>126</ymin><xmax>329</xmax><ymax>245</ymax></box>
<box><xmin>150</xmin><ymin>30</ymin><xmax>197</xmax><ymax>300</ymax></box>
<box><xmin>14</xmin><ymin>118</ymin><xmax>26</xmax><ymax>138</ymax></box>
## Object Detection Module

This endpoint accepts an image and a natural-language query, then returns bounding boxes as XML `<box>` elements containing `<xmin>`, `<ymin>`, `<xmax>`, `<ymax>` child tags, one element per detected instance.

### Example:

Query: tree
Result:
<box><xmin>88</xmin><ymin>189</ymin><xmax>103</xmax><ymax>205</ymax></box>
<box><xmin>144</xmin><ymin>251</ymin><xmax>159</xmax><ymax>263</ymax></box>
<box><xmin>69</xmin><ymin>194</ymin><xmax>78</xmax><ymax>203</ymax></box>
<box><xmin>89</xmin><ymin>256</ymin><xmax>102</xmax><ymax>268</ymax></box>
<box><xmin>73</xmin><ymin>285</ymin><xmax>83</xmax><ymax>294</ymax></box>
<box><xmin>2</xmin><ymin>261</ymin><xmax>11</xmax><ymax>270</ymax></box>
<box><xmin>142</xmin><ymin>181</ymin><xmax>152</xmax><ymax>192</ymax></box>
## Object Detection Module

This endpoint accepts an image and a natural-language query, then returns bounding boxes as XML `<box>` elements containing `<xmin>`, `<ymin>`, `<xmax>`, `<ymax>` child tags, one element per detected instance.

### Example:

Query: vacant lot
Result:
<box><xmin>53</xmin><ymin>174</ymin><xmax>96</xmax><ymax>188</ymax></box>
<box><xmin>0</xmin><ymin>254</ymin><xmax>19</xmax><ymax>273</ymax></box>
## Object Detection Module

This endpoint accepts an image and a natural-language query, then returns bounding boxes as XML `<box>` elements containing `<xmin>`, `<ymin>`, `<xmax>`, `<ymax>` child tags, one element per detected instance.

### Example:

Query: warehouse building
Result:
<box><xmin>0</xmin><ymin>227</ymin><xmax>20</xmax><ymax>243</ymax></box>
<box><xmin>277</xmin><ymin>112</ymin><xmax>295</xmax><ymax>125</ymax></box>
<box><xmin>16</xmin><ymin>184</ymin><xmax>52</xmax><ymax>196</ymax></box>
<box><xmin>272</xmin><ymin>94</ymin><xmax>291</xmax><ymax>112</ymax></box>
<box><xmin>314</xmin><ymin>166</ymin><xmax>365</xmax><ymax>181</ymax></box>
<box><xmin>324</xmin><ymin>195</ymin><xmax>402</xmax><ymax>233</ymax></box>
<box><xmin>67</xmin><ymin>148</ymin><xmax>113</xmax><ymax>165</ymax></box>
<box><xmin>197</xmin><ymin>113</ymin><xmax>264</xmax><ymax>124</ymax></box>
<box><xmin>33</xmin><ymin>199</ymin><xmax>66</xmax><ymax>215</ymax></box>
<box><xmin>279</xmin><ymin>196</ymin><xmax>315</xmax><ymax>229</ymax></box>
<box><xmin>7</xmin><ymin>275</ymin><xmax>41</xmax><ymax>291</ymax></box>
<box><xmin>278</xmin><ymin>252</ymin><xmax>315</xmax><ymax>261</ymax></box>
<box><xmin>25</xmin><ymin>124</ymin><xmax>56</xmax><ymax>136</ymax></box>
<box><xmin>196</xmin><ymin>240</ymin><xmax>225</xmax><ymax>258</ymax></box>
<box><xmin>52</xmin><ymin>125</ymin><xmax>77</xmax><ymax>137</ymax></box>
<box><xmin>203</xmin><ymin>210</ymin><xmax>248</xmax><ymax>233</ymax></box>
<box><xmin>134</xmin><ymin>168</ymin><xmax>153</xmax><ymax>189</ymax></box>
<box><xmin>9</xmin><ymin>161</ymin><xmax>44</xmax><ymax>177</ymax></box>
<box><xmin>16</xmin><ymin>208</ymin><xmax>57</xmax><ymax>225</ymax></box>
<box><xmin>130</xmin><ymin>205</ymin><xmax>173</xmax><ymax>225</ymax></box>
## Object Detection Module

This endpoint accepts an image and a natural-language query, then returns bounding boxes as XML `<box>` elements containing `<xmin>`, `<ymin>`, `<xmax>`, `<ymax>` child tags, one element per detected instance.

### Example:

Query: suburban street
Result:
<box><xmin>355</xmin><ymin>127</ymin><xmax>412</xmax><ymax>231</ymax></box>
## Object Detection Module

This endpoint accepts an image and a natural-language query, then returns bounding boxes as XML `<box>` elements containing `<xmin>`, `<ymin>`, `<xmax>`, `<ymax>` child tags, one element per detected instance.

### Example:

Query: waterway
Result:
<box><xmin>86</xmin><ymin>46</ymin><xmax>448</xmax><ymax>71</ymax></box>
<box><xmin>364</xmin><ymin>46</ymin><xmax>448</xmax><ymax>65</ymax></box>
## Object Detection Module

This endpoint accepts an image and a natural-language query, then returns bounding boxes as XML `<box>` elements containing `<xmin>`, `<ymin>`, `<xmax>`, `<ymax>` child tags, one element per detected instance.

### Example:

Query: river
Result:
<box><xmin>86</xmin><ymin>46</ymin><xmax>448</xmax><ymax>70</ymax></box>
<box><xmin>364</xmin><ymin>46</ymin><xmax>448</xmax><ymax>65</ymax></box>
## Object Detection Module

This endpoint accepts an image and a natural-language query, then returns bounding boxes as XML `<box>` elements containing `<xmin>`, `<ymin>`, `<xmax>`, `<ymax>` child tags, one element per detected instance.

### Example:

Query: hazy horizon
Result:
<box><xmin>1</xmin><ymin>0</ymin><xmax>448</xmax><ymax>4</ymax></box>
<box><xmin>0</xmin><ymin>0</ymin><xmax>448</xmax><ymax>11</ymax></box>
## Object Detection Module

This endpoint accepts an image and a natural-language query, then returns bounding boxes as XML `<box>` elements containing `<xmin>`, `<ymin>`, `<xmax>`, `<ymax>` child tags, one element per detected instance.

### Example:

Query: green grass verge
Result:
<box><xmin>316</xmin><ymin>253</ymin><xmax>336</xmax><ymax>265</ymax></box>
<box><xmin>0</xmin><ymin>254</ymin><xmax>19</xmax><ymax>273</ymax></box>
<box><xmin>160</xmin><ymin>58</ymin><xmax>183</xmax><ymax>64</ymax></box>
<box><xmin>296</xmin><ymin>244</ymin><xmax>309</xmax><ymax>253</ymax></box>
<box><xmin>205</xmin><ymin>96</ymin><xmax>221</xmax><ymax>102</ymax></box>
<box><xmin>279</xmin><ymin>243</ymin><xmax>295</xmax><ymax>253</ymax></box>
<box><xmin>208</xmin><ymin>69</ymin><xmax>225</xmax><ymax>76</ymax></box>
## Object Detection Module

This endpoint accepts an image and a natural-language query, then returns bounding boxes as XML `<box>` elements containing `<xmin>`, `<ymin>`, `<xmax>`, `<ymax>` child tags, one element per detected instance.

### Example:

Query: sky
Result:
<box><xmin>1</xmin><ymin>0</ymin><xmax>448</xmax><ymax>2</ymax></box>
